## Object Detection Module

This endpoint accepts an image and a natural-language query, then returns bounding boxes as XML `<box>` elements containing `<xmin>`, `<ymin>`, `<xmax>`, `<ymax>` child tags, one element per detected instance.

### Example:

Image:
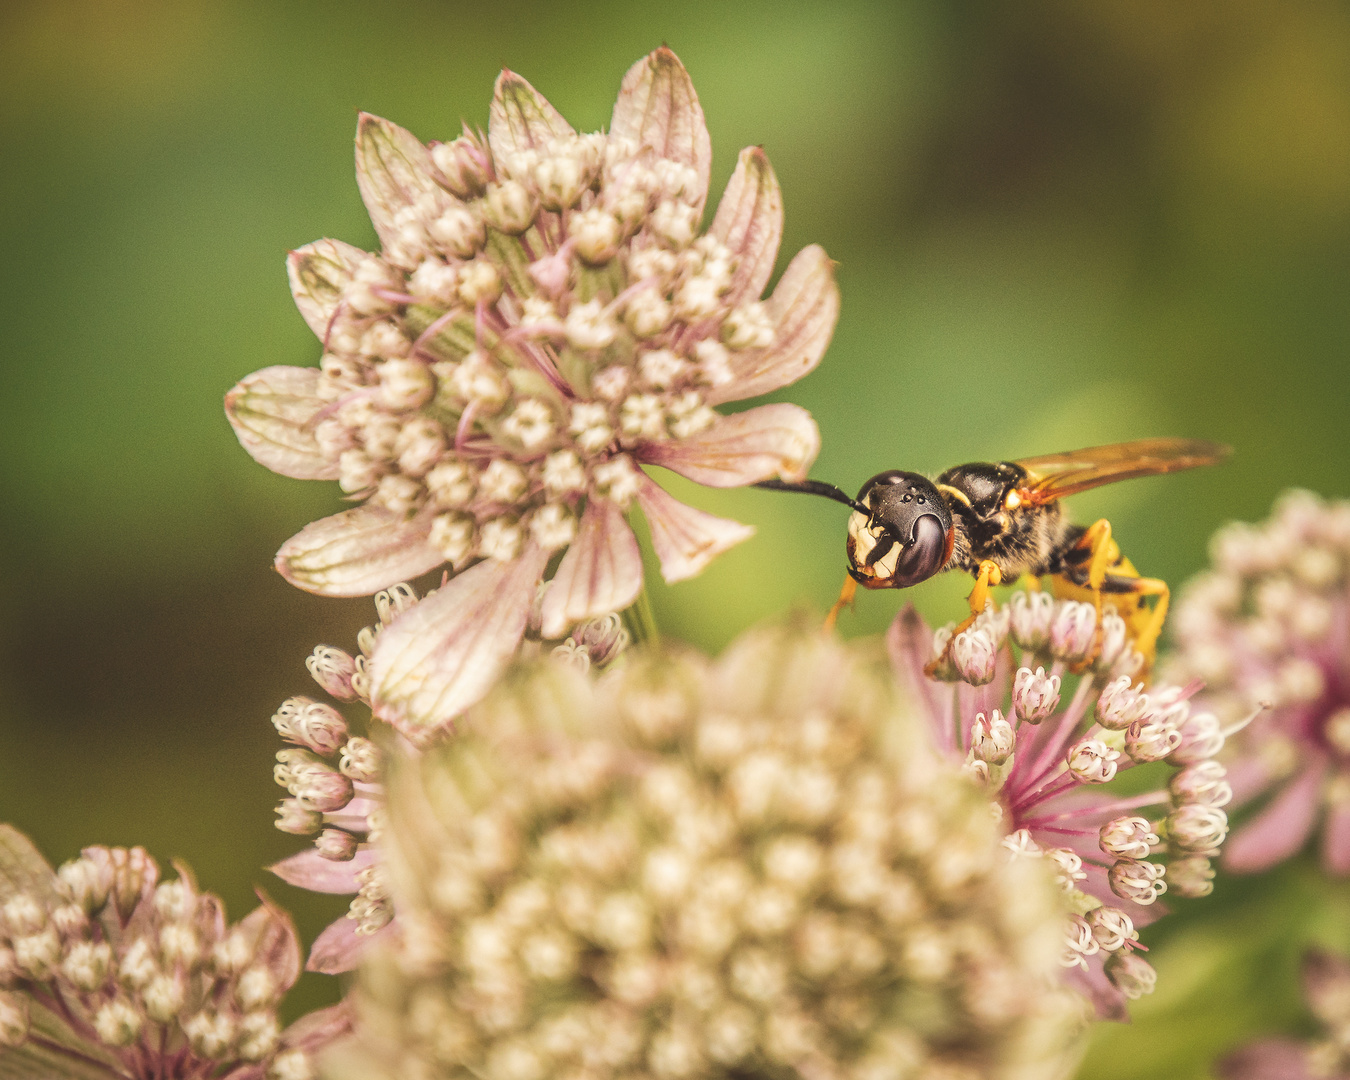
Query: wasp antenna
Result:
<box><xmin>754</xmin><ymin>479</ymin><xmax>867</xmax><ymax>514</ymax></box>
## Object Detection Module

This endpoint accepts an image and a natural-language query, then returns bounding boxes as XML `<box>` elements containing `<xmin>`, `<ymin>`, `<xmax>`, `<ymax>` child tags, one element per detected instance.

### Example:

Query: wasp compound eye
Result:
<box><xmin>891</xmin><ymin>512</ymin><xmax>948</xmax><ymax>586</ymax></box>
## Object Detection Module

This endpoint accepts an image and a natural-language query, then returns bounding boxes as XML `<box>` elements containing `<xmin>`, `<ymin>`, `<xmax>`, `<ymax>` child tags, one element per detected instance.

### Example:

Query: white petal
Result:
<box><xmin>371</xmin><ymin>546</ymin><xmax>549</xmax><ymax>740</ymax></box>
<box><xmin>488</xmin><ymin>70</ymin><xmax>575</xmax><ymax>161</ymax></box>
<box><xmin>637</xmin><ymin>403</ymin><xmax>819</xmax><ymax>487</ymax></box>
<box><xmin>706</xmin><ymin>245</ymin><xmax>840</xmax><ymax>406</ymax></box>
<box><xmin>287</xmin><ymin>238</ymin><xmax>370</xmax><ymax>339</ymax></box>
<box><xmin>355</xmin><ymin>112</ymin><xmax>442</xmax><ymax>249</ymax></box>
<box><xmin>710</xmin><ymin>147</ymin><xmax>782</xmax><ymax>306</ymax></box>
<box><xmin>225</xmin><ymin>365</ymin><xmax>340</xmax><ymax>480</ymax></box>
<box><xmin>275</xmin><ymin>506</ymin><xmax>444</xmax><ymax>596</ymax></box>
<box><xmin>635</xmin><ymin>474</ymin><xmax>755</xmax><ymax>583</ymax></box>
<box><xmin>610</xmin><ymin>47</ymin><xmax>711</xmax><ymax>210</ymax></box>
<box><xmin>540</xmin><ymin>498</ymin><xmax>643</xmax><ymax>639</ymax></box>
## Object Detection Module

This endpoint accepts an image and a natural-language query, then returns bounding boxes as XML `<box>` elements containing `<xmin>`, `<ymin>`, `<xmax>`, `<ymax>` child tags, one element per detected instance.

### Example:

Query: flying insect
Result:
<box><xmin>758</xmin><ymin>438</ymin><xmax>1231</xmax><ymax>671</ymax></box>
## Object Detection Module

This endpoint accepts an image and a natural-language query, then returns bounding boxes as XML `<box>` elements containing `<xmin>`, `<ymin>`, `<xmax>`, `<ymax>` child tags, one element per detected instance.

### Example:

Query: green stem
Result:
<box><xmin>623</xmin><ymin>585</ymin><xmax>660</xmax><ymax>647</ymax></box>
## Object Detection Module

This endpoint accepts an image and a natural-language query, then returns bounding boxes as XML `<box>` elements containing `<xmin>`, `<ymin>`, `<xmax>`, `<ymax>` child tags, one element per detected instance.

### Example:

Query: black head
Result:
<box><xmin>846</xmin><ymin>470</ymin><xmax>955</xmax><ymax>589</ymax></box>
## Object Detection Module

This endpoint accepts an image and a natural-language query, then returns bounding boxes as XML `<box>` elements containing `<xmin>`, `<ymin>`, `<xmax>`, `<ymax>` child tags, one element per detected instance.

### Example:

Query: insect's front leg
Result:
<box><xmin>824</xmin><ymin>574</ymin><xmax>858</xmax><ymax>632</ymax></box>
<box><xmin>923</xmin><ymin>560</ymin><xmax>1001</xmax><ymax>677</ymax></box>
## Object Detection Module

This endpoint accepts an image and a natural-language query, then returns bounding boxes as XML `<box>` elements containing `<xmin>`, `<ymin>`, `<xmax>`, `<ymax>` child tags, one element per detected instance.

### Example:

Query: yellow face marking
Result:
<box><xmin>1004</xmin><ymin>490</ymin><xmax>1022</xmax><ymax>510</ymax></box>
<box><xmin>847</xmin><ymin>510</ymin><xmax>882</xmax><ymax>576</ymax></box>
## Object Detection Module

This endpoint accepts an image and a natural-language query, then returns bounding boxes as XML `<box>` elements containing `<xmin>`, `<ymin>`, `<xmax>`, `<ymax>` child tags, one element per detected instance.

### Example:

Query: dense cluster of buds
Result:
<box><xmin>332</xmin><ymin>624</ymin><xmax>1084</xmax><ymax>1080</ymax></box>
<box><xmin>891</xmin><ymin>594</ymin><xmax>1235</xmax><ymax>1019</ymax></box>
<box><xmin>225</xmin><ymin>47</ymin><xmax>839</xmax><ymax>742</ymax></box>
<box><xmin>1217</xmin><ymin>948</ymin><xmax>1350</xmax><ymax>1079</ymax></box>
<box><xmin>1166</xmin><ymin>490</ymin><xmax>1350</xmax><ymax>875</ymax></box>
<box><xmin>0</xmin><ymin>826</ymin><xmax>346</xmax><ymax>1080</ymax></box>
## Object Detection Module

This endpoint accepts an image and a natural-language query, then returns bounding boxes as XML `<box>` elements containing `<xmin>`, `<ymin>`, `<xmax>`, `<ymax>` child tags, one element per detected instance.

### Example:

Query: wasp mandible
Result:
<box><xmin>758</xmin><ymin>438</ymin><xmax>1231</xmax><ymax>672</ymax></box>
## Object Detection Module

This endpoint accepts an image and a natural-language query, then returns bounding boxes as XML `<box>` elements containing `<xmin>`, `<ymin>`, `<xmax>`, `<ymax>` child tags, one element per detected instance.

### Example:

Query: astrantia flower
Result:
<box><xmin>0</xmin><ymin>826</ymin><xmax>347</xmax><ymax>1079</ymax></box>
<box><xmin>890</xmin><ymin>597</ymin><xmax>1233</xmax><ymax>1020</ymax></box>
<box><xmin>1217</xmin><ymin>948</ymin><xmax>1350</xmax><ymax>1079</ymax></box>
<box><xmin>1166</xmin><ymin>490</ymin><xmax>1350</xmax><ymax>875</ymax></box>
<box><xmin>336</xmin><ymin>623</ymin><xmax>1084</xmax><ymax>1080</ymax></box>
<box><xmin>225</xmin><ymin>47</ymin><xmax>839</xmax><ymax>738</ymax></box>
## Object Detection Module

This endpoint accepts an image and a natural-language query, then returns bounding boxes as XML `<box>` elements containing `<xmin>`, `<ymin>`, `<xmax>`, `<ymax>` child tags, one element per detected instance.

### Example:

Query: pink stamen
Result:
<box><xmin>455</xmin><ymin>400</ymin><xmax>479</xmax><ymax>450</ymax></box>
<box><xmin>372</xmin><ymin>287</ymin><xmax>418</xmax><ymax>305</ymax></box>
<box><xmin>413</xmin><ymin>306</ymin><xmax>466</xmax><ymax>356</ymax></box>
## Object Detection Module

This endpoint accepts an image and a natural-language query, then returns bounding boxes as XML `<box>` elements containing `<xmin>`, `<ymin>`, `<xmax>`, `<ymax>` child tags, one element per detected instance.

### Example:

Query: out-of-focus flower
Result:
<box><xmin>1217</xmin><ymin>948</ymin><xmax>1350</xmax><ymax>1080</ymax></box>
<box><xmin>1167</xmin><ymin>491</ymin><xmax>1350</xmax><ymax>875</ymax></box>
<box><xmin>0</xmin><ymin>825</ymin><xmax>348</xmax><ymax>1079</ymax></box>
<box><xmin>324</xmin><ymin>623</ymin><xmax>1084</xmax><ymax>1080</ymax></box>
<box><xmin>225</xmin><ymin>47</ymin><xmax>839</xmax><ymax>740</ymax></box>
<box><xmin>890</xmin><ymin>597</ymin><xmax>1232</xmax><ymax>1020</ymax></box>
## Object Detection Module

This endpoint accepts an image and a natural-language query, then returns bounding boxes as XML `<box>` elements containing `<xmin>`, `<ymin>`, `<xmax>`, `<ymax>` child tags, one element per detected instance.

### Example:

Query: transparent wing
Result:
<box><xmin>1014</xmin><ymin>438</ymin><xmax>1231</xmax><ymax>505</ymax></box>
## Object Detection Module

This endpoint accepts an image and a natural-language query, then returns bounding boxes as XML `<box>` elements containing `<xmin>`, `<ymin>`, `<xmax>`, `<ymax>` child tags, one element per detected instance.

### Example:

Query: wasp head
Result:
<box><xmin>845</xmin><ymin>471</ymin><xmax>955</xmax><ymax>589</ymax></box>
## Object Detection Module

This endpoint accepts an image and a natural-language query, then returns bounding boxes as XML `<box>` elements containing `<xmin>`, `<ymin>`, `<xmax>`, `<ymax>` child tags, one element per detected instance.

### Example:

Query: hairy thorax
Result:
<box><xmin>948</xmin><ymin>500</ymin><xmax>1077</xmax><ymax>581</ymax></box>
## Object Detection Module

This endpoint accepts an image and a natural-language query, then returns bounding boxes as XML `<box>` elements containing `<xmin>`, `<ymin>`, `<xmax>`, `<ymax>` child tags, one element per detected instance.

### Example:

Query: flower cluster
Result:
<box><xmin>1166</xmin><ymin>490</ymin><xmax>1350</xmax><ymax>876</ymax></box>
<box><xmin>225</xmin><ymin>47</ymin><xmax>839</xmax><ymax>741</ymax></box>
<box><xmin>1217</xmin><ymin>948</ymin><xmax>1350</xmax><ymax>1080</ymax></box>
<box><xmin>0</xmin><ymin>826</ymin><xmax>346</xmax><ymax>1080</ymax></box>
<box><xmin>337</xmin><ymin>624</ymin><xmax>1083</xmax><ymax>1080</ymax></box>
<box><xmin>890</xmin><ymin>593</ymin><xmax>1234</xmax><ymax>1019</ymax></box>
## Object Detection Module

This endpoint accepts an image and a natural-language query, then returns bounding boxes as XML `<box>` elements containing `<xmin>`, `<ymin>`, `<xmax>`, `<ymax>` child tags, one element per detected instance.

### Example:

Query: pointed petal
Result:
<box><xmin>1323</xmin><ymin>796</ymin><xmax>1350</xmax><ymax>875</ymax></box>
<box><xmin>637</xmin><ymin>403</ymin><xmax>818</xmax><ymax>487</ymax></box>
<box><xmin>287</xmin><ymin>238</ymin><xmax>369</xmax><ymax>339</ymax></box>
<box><xmin>540</xmin><ymin>499</ymin><xmax>643</xmax><ymax>639</ymax></box>
<box><xmin>237</xmin><ymin>893</ymin><xmax>303</xmax><ymax>992</ymax></box>
<box><xmin>0</xmin><ymin>824</ymin><xmax>58</xmax><ymax>903</ymax></box>
<box><xmin>1224</xmin><ymin>757</ymin><xmax>1328</xmax><ymax>873</ymax></box>
<box><xmin>1215</xmin><ymin>1040</ymin><xmax>1315</xmax><ymax>1080</ymax></box>
<box><xmin>269</xmin><ymin>848</ymin><xmax>375</xmax><ymax>894</ymax></box>
<box><xmin>710</xmin><ymin>147</ymin><xmax>782</xmax><ymax>306</ymax></box>
<box><xmin>886</xmin><ymin>605</ymin><xmax>956</xmax><ymax>754</ymax></box>
<box><xmin>225</xmin><ymin>365</ymin><xmax>340</xmax><ymax>480</ymax></box>
<box><xmin>371</xmin><ymin>546</ymin><xmax>549</xmax><ymax>740</ymax></box>
<box><xmin>355</xmin><ymin>113</ymin><xmax>441</xmax><ymax>249</ymax></box>
<box><xmin>707</xmin><ymin>245</ymin><xmax>841</xmax><ymax>406</ymax></box>
<box><xmin>489</xmin><ymin>70</ymin><xmax>575</xmax><ymax>162</ymax></box>
<box><xmin>306</xmin><ymin>915</ymin><xmax>391</xmax><ymax>974</ymax></box>
<box><xmin>634</xmin><ymin>474</ymin><xmax>754</xmax><ymax>583</ymax></box>
<box><xmin>611</xmin><ymin>47</ymin><xmax>711</xmax><ymax>209</ymax></box>
<box><xmin>275</xmin><ymin>506</ymin><xmax>445</xmax><ymax>597</ymax></box>
<box><xmin>279</xmin><ymin>1002</ymin><xmax>353</xmax><ymax>1053</ymax></box>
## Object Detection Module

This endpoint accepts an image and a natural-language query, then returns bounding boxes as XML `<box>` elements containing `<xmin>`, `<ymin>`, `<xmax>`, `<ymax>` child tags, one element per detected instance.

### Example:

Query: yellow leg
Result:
<box><xmin>1081</xmin><ymin>518</ymin><xmax>1116</xmax><ymax>618</ymax></box>
<box><xmin>924</xmin><ymin>560</ymin><xmax>1001</xmax><ymax>677</ymax></box>
<box><xmin>824</xmin><ymin>574</ymin><xmax>857</xmax><ymax>633</ymax></box>
<box><xmin>1130</xmin><ymin>577</ymin><xmax>1170</xmax><ymax>665</ymax></box>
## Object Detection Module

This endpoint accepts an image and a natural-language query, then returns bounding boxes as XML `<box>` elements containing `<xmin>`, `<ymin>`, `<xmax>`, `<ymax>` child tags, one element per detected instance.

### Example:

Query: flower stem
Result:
<box><xmin>623</xmin><ymin>585</ymin><xmax>660</xmax><ymax>646</ymax></box>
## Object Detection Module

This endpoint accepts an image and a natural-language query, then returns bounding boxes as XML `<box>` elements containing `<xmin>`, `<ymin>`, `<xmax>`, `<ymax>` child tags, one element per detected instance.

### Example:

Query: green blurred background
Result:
<box><xmin>2</xmin><ymin>1</ymin><xmax>1349</xmax><ymax>1074</ymax></box>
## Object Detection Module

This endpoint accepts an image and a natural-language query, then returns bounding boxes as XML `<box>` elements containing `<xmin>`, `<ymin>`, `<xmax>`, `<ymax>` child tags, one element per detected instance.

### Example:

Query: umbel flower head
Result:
<box><xmin>1217</xmin><ymin>947</ymin><xmax>1350</xmax><ymax>1080</ymax></box>
<box><xmin>225</xmin><ymin>47</ymin><xmax>839</xmax><ymax>738</ymax></box>
<box><xmin>1166</xmin><ymin>491</ymin><xmax>1350</xmax><ymax>875</ymax></box>
<box><xmin>0</xmin><ymin>825</ymin><xmax>347</xmax><ymax>1080</ymax></box>
<box><xmin>890</xmin><ymin>595</ymin><xmax>1235</xmax><ymax>1020</ymax></box>
<box><xmin>325</xmin><ymin>622</ymin><xmax>1084</xmax><ymax>1080</ymax></box>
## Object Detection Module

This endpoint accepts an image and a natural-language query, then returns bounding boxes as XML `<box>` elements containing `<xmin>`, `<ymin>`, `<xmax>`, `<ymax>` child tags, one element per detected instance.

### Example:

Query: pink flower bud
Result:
<box><xmin>1169</xmin><ymin>761</ymin><xmax>1232</xmax><ymax>807</ymax></box>
<box><xmin>1166</xmin><ymin>804</ymin><xmax>1229</xmax><ymax>854</ymax></box>
<box><xmin>1066</xmin><ymin>739</ymin><xmax>1120</xmax><ymax>784</ymax></box>
<box><xmin>1108</xmin><ymin>858</ymin><xmax>1166</xmax><ymax>905</ymax></box>
<box><xmin>2</xmin><ymin>895</ymin><xmax>45</xmax><ymax>936</ymax></box>
<box><xmin>274</xmin><ymin>799</ymin><xmax>322</xmax><ymax>836</ymax></box>
<box><xmin>377</xmin><ymin>358</ymin><xmax>435</xmax><ymax>411</ymax></box>
<box><xmin>293</xmin><ymin>765</ymin><xmax>355</xmax><ymax>814</ymax></box>
<box><xmin>1061</xmin><ymin>913</ymin><xmax>1098</xmax><ymax>969</ymax></box>
<box><xmin>1087</xmin><ymin>906</ymin><xmax>1137</xmax><ymax>952</ymax></box>
<box><xmin>1049</xmin><ymin>601</ymin><xmax>1097</xmax><ymax>662</ymax></box>
<box><xmin>971</xmin><ymin>710</ymin><xmax>1015</xmax><ymax>765</ymax></box>
<box><xmin>57</xmin><ymin>852</ymin><xmax>114</xmax><ymax>914</ymax></box>
<box><xmin>315</xmin><ymin>829</ymin><xmax>359</xmax><ymax>863</ymax></box>
<box><xmin>1099</xmin><ymin>816</ymin><xmax>1158</xmax><ymax>860</ymax></box>
<box><xmin>1167</xmin><ymin>855</ymin><xmax>1215</xmax><ymax>898</ymax></box>
<box><xmin>110</xmin><ymin>848</ymin><xmax>158</xmax><ymax>922</ymax></box>
<box><xmin>431</xmin><ymin>133</ymin><xmax>491</xmax><ymax>199</ymax></box>
<box><xmin>484</xmin><ymin>180</ymin><xmax>537</xmax><ymax>234</ymax></box>
<box><xmin>1012</xmin><ymin>666</ymin><xmax>1060</xmax><ymax>724</ymax></box>
<box><xmin>272</xmin><ymin>697</ymin><xmax>349</xmax><ymax>757</ymax></box>
<box><xmin>307</xmin><ymin>646</ymin><xmax>358</xmax><ymax>701</ymax></box>
<box><xmin>951</xmin><ymin>627</ymin><xmax>997</xmax><ymax>686</ymax></box>
<box><xmin>1124</xmin><ymin>717</ymin><xmax>1183</xmax><ymax>763</ymax></box>
<box><xmin>1104</xmin><ymin>951</ymin><xmax>1157</xmax><ymax>999</ymax></box>
<box><xmin>1008</xmin><ymin>590</ymin><xmax>1055</xmax><ymax>650</ymax></box>
<box><xmin>1167</xmin><ymin>709</ymin><xmax>1225</xmax><ymax>765</ymax></box>
<box><xmin>340</xmin><ymin>737</ymin><xmax>381</xmax><ymax>783</ymax></box>
<box><xmin>1095</xmin><ymin>609</ymin><xmax>1130</xmax><ymax>672</ymax></box>
<box><xmin>1095</xmin><ymin>676</ymin><xmax>1151</xmax><ymax>731</ymax></box>
<box><xmin>529</xmin><ymin>250</ymin><xmax>572</xmax><ymax>296</ymax></box>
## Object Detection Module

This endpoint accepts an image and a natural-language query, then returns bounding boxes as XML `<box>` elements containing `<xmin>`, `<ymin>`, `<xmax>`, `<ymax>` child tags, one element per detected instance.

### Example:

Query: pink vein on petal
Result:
<box><xmin>225</xmin><ymin>365</ymin><xmax>341</xmax><ymax>480</ymax></box>
<box><xmin>540</xmin><ymin>498</ymin><xmax>643</xmax><ymax>639</ymax></box>
<box><xmin>710</xmin><ymin>146</ymin><xmax>782</xmax><ymax>306</ymax></box>
<box><xmin>611</xmin><ymin>47</ymin><xmax>711</xmax><ymax>211</ymax></box>
<box><xmin>269</xmin><ymin>848</ymin><xmax>375</xmax><ymax>894</ymax></box>
<box><xmin>636</xmin><ymin>403</ymin><xmax>819</xmax><ymax>487</ymax></box>
<box><xmin>635</xmin><ymin>474</ymin><xmax>755</xmax><ymax>584</ymax></box>
<box><xmin>275</xmin><ymin>505</ymin><xmax>444</xmax><ymax>597</ymax></box>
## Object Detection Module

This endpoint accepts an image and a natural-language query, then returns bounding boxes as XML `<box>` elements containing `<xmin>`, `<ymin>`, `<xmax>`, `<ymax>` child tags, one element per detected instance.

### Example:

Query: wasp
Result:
<box><xmin>758</xmin><ymin>438</ymin><xmax>1231</xmax><ymax>671</ymax></box>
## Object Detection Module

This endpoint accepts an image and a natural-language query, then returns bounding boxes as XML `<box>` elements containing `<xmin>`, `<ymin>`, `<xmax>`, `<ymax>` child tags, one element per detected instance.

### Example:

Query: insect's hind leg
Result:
<box><xmin>1122</xmin><ymin>575</ymin><xmax>1170</xmax><ymax>668</ymax></box>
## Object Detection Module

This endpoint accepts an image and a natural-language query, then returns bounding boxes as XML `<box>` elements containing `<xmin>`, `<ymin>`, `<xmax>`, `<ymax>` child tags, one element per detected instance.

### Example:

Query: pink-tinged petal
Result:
<box><xmin>275</xmin><ymin>506</ymin><xmax>445</xmax><ymax>597</ymax></box>
<box><xmin>1323</xmin><ymin>797</ymin><xmax>1350</xmax><ymax>875</ymax></box>
<box><xmin>710</xmin><ymin>147</ymin><xmax>782</xmax><ymax>306</ymax></box>
<box><xmin>1227</xmin><ymin>753</ymin><xmax>1278</xmax><ymax>806</ymax></box>
<box><xmin>634</xmin><ymin>474</ymin><xmax>755</xmax><ymax>584</ymax></box>
<box><xmin>707</xmin><ymin>245</ymin><xmax>841</xmax><ymax>406</ymax></box>
<box><xmin>225</xmin><ymin>365</ymin><xmax>340</xmax><ymax>481</ymax></box>
<box><xmin>371</xmin><ymin>546</ymin><xmax>550</xmax><ymax>740</ymax></box>
<box><xmin>1225</xmin><ymin>756</ymin><xmax>1328</xmax><ymax>873</ymax></box>
<box><xmin>306</xmin><ymin>914</ymin><xmax>392</xmax><ymax>974</ymax></box>
<box><xmin>1215</xmin><ymin>1040</ymin><xmax>1317</xmax><ymax>1080</ymax></box>
<box><xmin>279</xmin><ymin>1002</ymin><xmax>353</xmax><ymax>1053</ymax></box>
<box><xmin>637</xmin><ymin>403</ymin><xmax>819</xmax><ymax>487</ymax></box>
<box><xmin>355</xmin><ymin>113</ymin><xmax>442</xmax><ymax>249</ymax></box>
<box><xmin>540</xmin><ymin>498</ymin><xmax>643</xmax><ymax>639</ymax></box>
<box><xmin>237</xmin><ymin>893</ymin><xmax>303</xmax><ymax>992</ymax></box>
<box><xmin>488</xmin><ymin>70</ymin><xmax>575</xmax><ymax>162</ymax></box>
<box><xmin>611</xmin><ymin>47</ymin><xmax>711</xmax><ymax>210</ymax></box>
<box><xmin>287</xmin><ymin>238</ymin><xmax>369</xmax><ymax>339</ymax></box>
<box><xmin>269</xmin><ymin>848</ymin><xmax>376</xmax><ymax>894</ymax></box>
<box><xmin>885</xmin><ymin>605</ymin><xmax>956</xmax><ymax>754</ymax></box>
<box><xmin>1063</xmin><ymin>959</ymin><xmax>1129</xmax><ymax>1022</ymax></box>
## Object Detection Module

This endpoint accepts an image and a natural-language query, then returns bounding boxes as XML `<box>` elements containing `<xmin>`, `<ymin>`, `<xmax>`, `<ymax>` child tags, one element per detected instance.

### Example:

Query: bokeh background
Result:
<box><xmin>2</xmin><ymin>1</ymin><xmax>1349</xmax><ymax>1075</ymax></box>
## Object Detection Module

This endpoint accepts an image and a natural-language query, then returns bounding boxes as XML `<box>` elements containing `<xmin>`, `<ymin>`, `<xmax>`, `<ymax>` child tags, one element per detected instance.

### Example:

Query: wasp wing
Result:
<box><xmin>1014</xmin><ymin>438</ymin><xmax>1231</xmax><ymax>505</ymax></box>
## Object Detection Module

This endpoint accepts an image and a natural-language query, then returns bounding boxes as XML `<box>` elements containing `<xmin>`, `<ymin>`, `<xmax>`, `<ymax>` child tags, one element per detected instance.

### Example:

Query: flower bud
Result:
<box><xmin>1166</xmin><ymin>804</ymin><xmax>1229</xmax><ymax>854</ymax></box>
<box><xmin>1045</xmin><ymin>848</ymin><xmax>1086</xmax><ymax>891</ymax></box>
<box><xmin>153</xmin><ymin>879</ymin><xmax>197</xmax><ymax>922</ymax></box>
<box><xmin>3</xmin><ymin>894</ymin><xmax>45</xmax><ymax>936</ymax></box>
<box><xmin>62</xmin><ymin>940</ymin><xmax>113</xmax><ymax>992</ymax></box>
<box><xmin>1049</xmin><ymin>601</ymin><xmax>1097</xmax><ymax>663</ymax></box>
<box><xmin>1095</xmin><ymin>609</ymin><xmax>1129</xmax><ymax>671</ymax></box>
<box><xmin>377</xmin><ymin>358</ymin><xmax>435</xmax><ymax>411</ymax></box>
<box><xmin>0</xmin><ymin>992</ymin><xmax>28</xmax><ymax>1048</ymax></box>
<box><xmin>340</xmin><ymin>737</ymin><xmax>381</xmax><ymax>783</ymax></box>
<box><xmin>13</xmin><ymin>928</ymin><xmax>61</xmax><ymax>980</ymax></box>
<box><xmin>721</xmin><ymin>301</ymin><xmax>775</xmax><ymax>351</ymax></box>
<box><xmin>1124</xmin><ymin>717</ymin><xmax>1182</xmax><ymax>763</ymax></box>
<box><xmin>1008</xmin><ymin>590</ymin><xmax>1055</xmax><ymax>650</ymax></box>
<box><xmin>1108</xmin><ymin>859</ymin><xmax>1166</xmax><ymax>905</ymax></box>
<box><xmin>274</xmin><ymin>799</ymin><xmax>322</xmax><ymax>836</ymax></box>
<box><xmin>1066</xmin><ymin>739</ymin><xmax>1120</xmax><ymax>784</ymax></box>
<box><xmin>111</xmin><ymin>847</ymin><xmax>158</xmax><ymax>921</ymax></box>
<box><xmin>573</xmin><ymin>207</ymin><xmax>622</xmax><ymax>264</ymax></box>
<box><xmin>315</xmin><ymin>828</ymin><xmax>359</xmax><ymax>862</ymax></box>
<box><xmin>160</xmin><ymin>922</ymin><xmax>202</xmax><ymax>968</ymax></box>
<box><xmin>952</xmin><ymin>628</ymin><xmax>997</xmax><ymax>686</ymax></box>
<box><xmin>564</xmin><ymin>299</ymin><xmax>618</xmax><ymax>352</ymax></box>
<box><xmin>1086</xmin><ymin>906</ymin><xmax>1136</xmax><ymax>952</ymax></box>
<box><xmin>238</xmin><ymin>1011</ymin><xmax>282</xmax><ymax>1061</ymax></box>
<box><xmin>1094</xmin><ymin>676</ymin><xmax>1151</xmax><ymax>732</ymax></box>
<box><xmin>428</xmin><ymin>204</ymin><xmax>485</xmax><ymax>258</ymax></box>
<box><xmin>236</xmin><ymin>965</ymin><xmax>279</xmax><ymax>1011</ymax></box>
<box><xmin>270</xmin><ymin>1048</ymin><xmax>315</xmax><ymax>1080</ymax></box>
<box><xmin>432</xmin><ymin>133</ymin><xmax>491</xmax><ymax>199</ymax></box>
<box><xmin>58</xmin><ymin>852</ymin><xmax>114</xmax><ymax>914</ymax></box>
<box><xmin>93</xmin><ymin>997</ymin><xmax>143</xmax><ymax>1047</ymax></box>
<box><xmin>292</xmin><ymin>763</ymin><xmax>355</xmax><ymax>813</ymax></box>
<box><xmin>1099</xmin><ymin>816</ymin><xmax>1158</xmax><ymax>860</ymax></box>
<box><xmin>306</xmin><ymin>646</ymin><xmax>358</xmax><ymax>701</ymax></box>
<box><xmin>1012</xmin><ymin>666</ymin><xmax>1060</xmax><ymax>724</ymax></box>
<box><xmin>1060</xmin><ymin>913</ymin><xmax>1098</xmax><ymax>969</ymax></box>
<box><xmin>144</xmin><ymin>972</ymin><xmax>186</xmax><ymax>1022</ymax></box>
<box><xmin>1167</xmin><ymin>855</ymin><xmax>1216</xmax><ymax>898</ymax></box>
<box><xmin>1168</xmin><ymin>710</ymin><xmax>1225</xmax><ymax>765</ymax></box>
<box><xmin>1104</xmin><ymin>951</ymin><xmax>1157</xmax><ymax>999</ymax></box>
<box><xmin>1169</xmin><ymin>761</ymin><xmax>1232</xmax><ymax>807</ymax></box>
<box><xmin>626</xmin><ymin>289</ymin><xmax>673</xmax><ymax>339</ymax></box>
<box><xmin>272</xmin><ymin>697</ymin><xmax>350</xmax><ymax>756</ymax></box>
<box><xmin>484</xmin><ymin>180</ymin><xmax>537</xmax><ymax>234</ymax></box>
<box><xmin>184</xmin><ymin>1011</ymin><xmax>236</xmax><ymax>1058</ymax></box>
<box><xmin>970</xmin><ymin>711</ymin><xmax>1015</xmax><ymax>765</ymax></box>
